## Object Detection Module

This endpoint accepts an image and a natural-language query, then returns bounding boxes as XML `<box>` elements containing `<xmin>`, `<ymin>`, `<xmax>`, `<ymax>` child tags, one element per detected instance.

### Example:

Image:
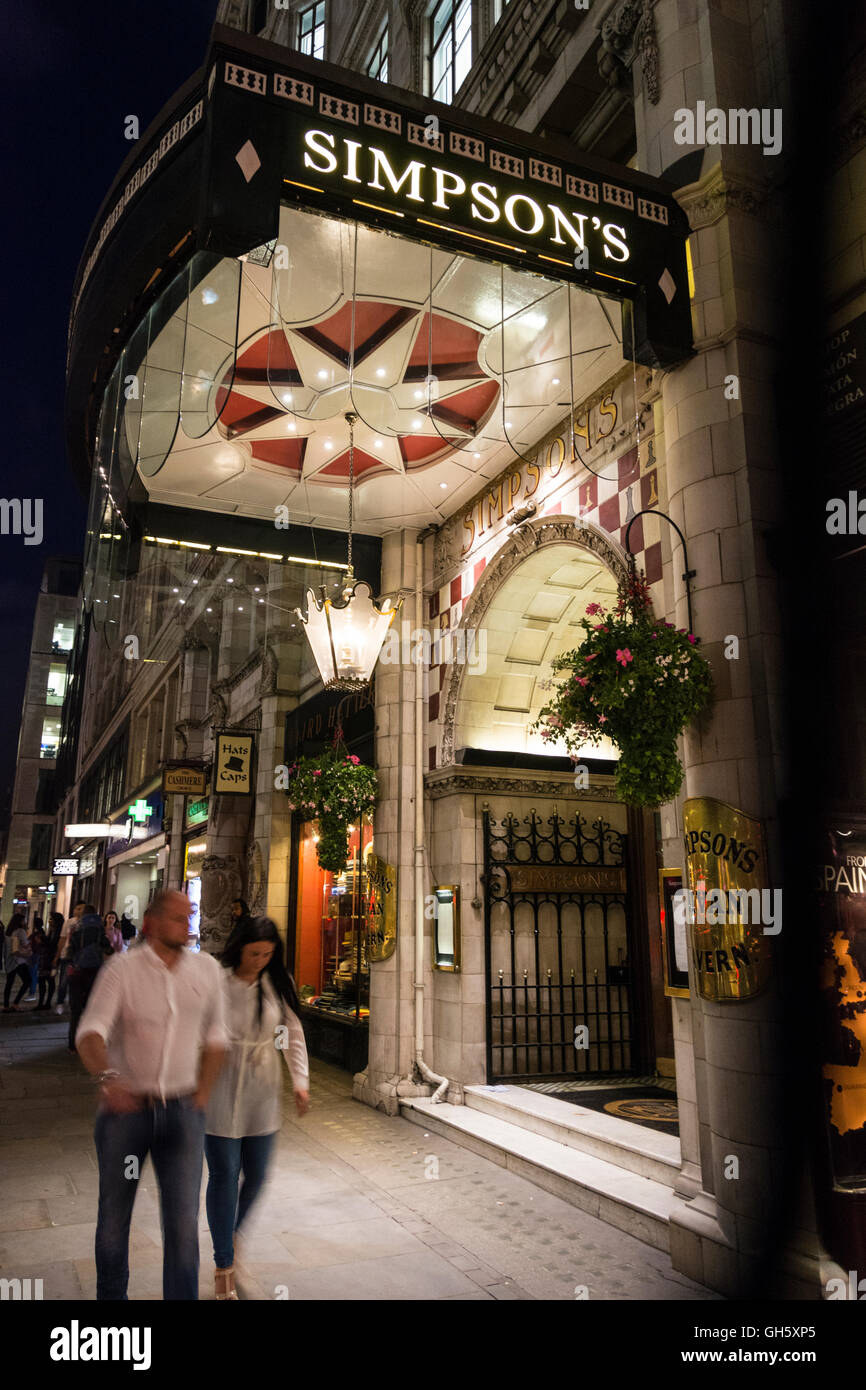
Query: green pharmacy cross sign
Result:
<box><xmin>129</xmin><ymin>799</ymin><xmax>154</xmax><ymax>824</ymax></box>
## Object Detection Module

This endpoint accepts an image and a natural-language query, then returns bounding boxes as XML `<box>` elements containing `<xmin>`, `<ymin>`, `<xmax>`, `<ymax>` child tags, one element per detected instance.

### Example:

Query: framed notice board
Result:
<box><xmin>660</xmin><ymin>868</ymin><xmax>689</xmax><ymax>997</ymax></box>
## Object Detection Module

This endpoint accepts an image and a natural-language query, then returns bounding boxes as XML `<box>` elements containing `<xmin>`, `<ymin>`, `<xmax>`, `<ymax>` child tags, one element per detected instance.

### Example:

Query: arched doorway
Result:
<box><xmin>439</xmin><ymin>518</ymin><xmax>657</xmax><ymax>1082</ymax></box>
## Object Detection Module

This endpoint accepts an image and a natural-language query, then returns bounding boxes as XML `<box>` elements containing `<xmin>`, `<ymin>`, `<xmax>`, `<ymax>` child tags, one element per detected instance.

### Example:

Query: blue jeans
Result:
<box><xmin>94</xmin><ymin>1096</ymin><xmax>205</xmax><ymax>1300</ymax></box>
<box><xmin>204</xmin><ymin>1132</ymin><xmax>276</xmax><ymax>1269</ymax></box>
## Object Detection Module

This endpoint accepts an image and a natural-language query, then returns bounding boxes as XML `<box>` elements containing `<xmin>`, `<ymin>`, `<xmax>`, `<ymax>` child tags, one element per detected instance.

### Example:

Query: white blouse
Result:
<box><xmin>205</xmin><ymin>970</ymin><xmax>309</xmax><ymax>1139</ymax></box>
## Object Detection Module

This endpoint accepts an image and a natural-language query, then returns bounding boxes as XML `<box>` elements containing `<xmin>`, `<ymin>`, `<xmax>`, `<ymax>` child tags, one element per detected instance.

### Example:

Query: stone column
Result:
<box><xmin>622</xmin><ymin>0</ymin><xmax>793</xmax><ymax>1294</ymax></box>
<box><xmin>354</xmin><ymin>529</ymin><xmax>431</xmax><ymax>1112</ymax></box>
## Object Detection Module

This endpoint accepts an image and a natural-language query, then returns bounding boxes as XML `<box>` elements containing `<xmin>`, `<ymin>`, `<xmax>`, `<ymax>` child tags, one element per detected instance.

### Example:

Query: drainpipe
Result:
<box><xmin>412</xmin><ymin>526</ymin><xmax>449</xmax><ymax>1103</ymax></box>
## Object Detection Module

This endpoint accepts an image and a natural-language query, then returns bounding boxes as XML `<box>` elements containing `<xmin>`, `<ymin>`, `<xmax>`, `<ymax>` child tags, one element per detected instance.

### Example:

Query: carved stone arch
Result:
<box><xmin>438</xmin><ymin>515</ymin><xmax>630</xmax><ymax>768</ymax></box>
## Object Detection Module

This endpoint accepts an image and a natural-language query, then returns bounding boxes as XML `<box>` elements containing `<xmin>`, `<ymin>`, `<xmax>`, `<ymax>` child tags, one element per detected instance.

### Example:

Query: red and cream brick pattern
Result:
<box><xmin>426</xmin><ymin>434</ymin><xmax>666</xmax><ymax>770</ymax></box>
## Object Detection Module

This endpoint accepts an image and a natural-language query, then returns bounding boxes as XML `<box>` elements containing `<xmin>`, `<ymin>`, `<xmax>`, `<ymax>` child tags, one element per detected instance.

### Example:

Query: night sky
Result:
<box><xmin>0</xmin><ymin>1</ymin><xmax>218</xmax><ymax>824</ymax></box>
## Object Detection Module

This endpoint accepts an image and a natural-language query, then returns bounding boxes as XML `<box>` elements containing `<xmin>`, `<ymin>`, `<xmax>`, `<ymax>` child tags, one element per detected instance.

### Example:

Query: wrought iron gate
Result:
<box><xmin>483</xmin><ymin>807</ymin><xmax>633</xmax><ymax>1082</ymax></box>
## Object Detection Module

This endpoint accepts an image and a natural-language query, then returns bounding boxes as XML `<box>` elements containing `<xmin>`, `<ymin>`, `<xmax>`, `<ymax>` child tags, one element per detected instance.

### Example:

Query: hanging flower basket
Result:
<box><xmin>286</xmin><ymin>749</ymin><xmax>378</xmax><ymax>873</ymax></box>
<box><xmin>534</xmin><ymin>572</ymin><xmax>714</xmax><ymax>808</ymax></box>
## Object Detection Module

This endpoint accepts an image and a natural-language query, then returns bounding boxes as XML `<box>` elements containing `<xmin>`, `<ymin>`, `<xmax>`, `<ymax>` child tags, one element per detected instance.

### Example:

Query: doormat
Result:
<box><xmin>547</xmin><ymin>1085</ymin><xmax>679</xmax><ymax>1136</ymax></box>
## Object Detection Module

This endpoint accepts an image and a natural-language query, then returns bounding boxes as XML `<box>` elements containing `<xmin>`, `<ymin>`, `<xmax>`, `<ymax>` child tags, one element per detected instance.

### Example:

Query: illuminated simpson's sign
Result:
<box><xmin>302</xmin><ymin>130</ymin><xmax>631</xmax><ymax>265</ymax></box>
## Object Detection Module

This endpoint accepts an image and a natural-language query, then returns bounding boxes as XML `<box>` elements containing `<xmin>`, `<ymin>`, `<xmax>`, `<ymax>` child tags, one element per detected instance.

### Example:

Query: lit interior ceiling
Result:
<box><xmin>136</xmin><ymin>205</ymin><xmax>625</xmax><ymax>534</ymax></box>
<box><xmin>456</xmin><ymin>542</ymin><xmax>620</xmax><ymax>760</ymax></box>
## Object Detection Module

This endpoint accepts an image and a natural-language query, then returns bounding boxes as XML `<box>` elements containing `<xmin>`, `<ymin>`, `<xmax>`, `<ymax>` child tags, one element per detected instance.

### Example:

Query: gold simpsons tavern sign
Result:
<box><xmin>682</xmin><ymin>797</ymin><xmax>772</xmax><ymax>1002</ymax></box>
<box><xmin>366</xmin><ymin>854</ymin><xmax>397</xmax><ymax>962</ymax></box>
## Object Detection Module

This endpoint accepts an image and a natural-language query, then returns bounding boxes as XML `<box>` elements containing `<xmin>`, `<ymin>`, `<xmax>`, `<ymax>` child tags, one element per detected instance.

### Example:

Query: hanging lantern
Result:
<box><xmin>297</xmin><ymin>412</ymin><xmax>400</xmax><ymax>691</ymax></box>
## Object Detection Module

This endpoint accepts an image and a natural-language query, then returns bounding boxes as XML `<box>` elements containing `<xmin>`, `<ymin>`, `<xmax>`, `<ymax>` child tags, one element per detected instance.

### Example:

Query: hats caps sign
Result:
<box><xmin>214</xmin><ymin>733</ymin><xmax>255</xmax><ymax>795</ymax></box>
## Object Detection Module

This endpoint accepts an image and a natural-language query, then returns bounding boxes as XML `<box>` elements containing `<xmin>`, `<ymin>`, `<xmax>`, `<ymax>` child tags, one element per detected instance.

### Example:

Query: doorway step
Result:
<box><xmin>399</xmin><ymin>1083</ymin><xmax>681</xmax><ymax>1253</ymax></box>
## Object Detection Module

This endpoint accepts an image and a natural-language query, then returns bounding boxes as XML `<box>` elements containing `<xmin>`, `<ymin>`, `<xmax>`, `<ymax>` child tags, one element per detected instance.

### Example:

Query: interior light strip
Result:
<box><xmin>594</xmin><ymin>270</ymin><xmax>636</xmax><ymax>288</ymax></box>
<box><xmin>140</xmin><ymin>537</ymin><xmax>349</xmax><ymax>569</ymax></box>
<box><xmin>537</xmin><ymin>253</ymin><xmax>572</xmax><ymax>268</ymax></box>
<box><xmin>416</xmin><ymin>219</ymin><xmax>526</xmax><ymax>254</ymax></box>
<box><xmin>287</xmin><ymin>556</ymin><xmax>349</xmax><ymax>570</ymax></box>
<box><xmin>283</xmin><ymin>178</ymin><xmax>325</xmax><ymax>193</ymax></box>
<box><xmin>353</xmin><ymin>198</ymin><xmax>405</xmax><ymax>218</ymax></box>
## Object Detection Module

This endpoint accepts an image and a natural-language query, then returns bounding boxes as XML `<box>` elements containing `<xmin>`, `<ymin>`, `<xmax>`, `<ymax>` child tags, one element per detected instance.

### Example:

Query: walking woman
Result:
<box><xmin>2</xmin><ymin>914</ymin><xmax>32</xmax><ymax>1011</ymax></box>
<box><xmin>204</xmin><ymin>916</ymin><xmax>309</xmax><ymax>1300</ymax></box>
<box><xmin>103</xmin><ymin>911</ymin><xmax>123</xmax><ymax>955</ymax></box>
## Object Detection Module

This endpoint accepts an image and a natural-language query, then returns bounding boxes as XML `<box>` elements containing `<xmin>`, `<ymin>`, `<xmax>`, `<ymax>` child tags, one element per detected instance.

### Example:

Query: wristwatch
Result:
<box><xmin>93</xmin><ymin>1069</ymin><xmax>120</xmax><ymax>1086</ymax></box>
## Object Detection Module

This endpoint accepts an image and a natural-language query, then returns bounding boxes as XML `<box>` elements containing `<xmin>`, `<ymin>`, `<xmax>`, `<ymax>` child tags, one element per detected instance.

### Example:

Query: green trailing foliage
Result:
<box><xmin>534</xmin><ymin>572</ymin><xmax>714</xmax><ymax>808</ymax></box>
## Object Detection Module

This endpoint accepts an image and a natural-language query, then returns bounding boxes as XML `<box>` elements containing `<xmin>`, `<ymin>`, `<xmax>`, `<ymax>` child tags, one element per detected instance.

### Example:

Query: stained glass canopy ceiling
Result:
<box><xmin>113</xmin><ymin>204</ymin><xmax>625</xmax><ymax>535</ymax></box>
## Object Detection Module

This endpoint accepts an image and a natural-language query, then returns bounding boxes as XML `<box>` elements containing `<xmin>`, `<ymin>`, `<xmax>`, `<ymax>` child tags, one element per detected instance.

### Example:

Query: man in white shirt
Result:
<box><xmin>77</xmin><ymin>890</ymin><xmax>229</xmax><ymax>1301</ymax></box>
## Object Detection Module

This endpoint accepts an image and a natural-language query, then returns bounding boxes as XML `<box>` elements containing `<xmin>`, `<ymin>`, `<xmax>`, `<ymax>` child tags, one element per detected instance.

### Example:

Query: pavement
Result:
<box><xmin>0</xmin><ymin>1003</ymin><xmax>718</xmax><ymax>1301</ymax></box>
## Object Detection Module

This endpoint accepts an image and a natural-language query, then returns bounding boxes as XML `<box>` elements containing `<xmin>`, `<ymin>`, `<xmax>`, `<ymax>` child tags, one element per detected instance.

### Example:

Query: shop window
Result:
<box><xmin>46</xmin><ymin>662</ymin><xmax>67</xmax><ymax>706</ymax></box>
<box><xmin>52</xmin><ymin>620</ymin><xmax>74</xmax><ymax>653</ymax></box>
<box><xmin>295</xmin><ymin>818</ymin><xmax>373</xmax><ymax>1020</ymax></box>
<box><xmin>40</xmin><ymin>717</ymin><xmax>61</xmax><ymax>759</ymax></box>
<box><xmin>298</xmin><ymin>1</ymin><xmax>326</xmax><ymax>60</ymax></box>
<box><xmin>367</xmin><ymin>23</ymin><xmax>389</xmax><ymax>82</ymax></box>
<box><xmin>429</xmin><ymin>0</ymin><xmax>471</xmax><ymax>103</ymax></box>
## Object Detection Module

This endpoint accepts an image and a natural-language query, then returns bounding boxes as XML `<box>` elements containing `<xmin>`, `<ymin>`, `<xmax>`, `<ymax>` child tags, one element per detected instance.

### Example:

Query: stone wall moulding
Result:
<box><xmin>598</xmin><ymin>0</ymin><xmax>660</xmax><ymax>106</ymax></box>
<box><xmin>675</xmin><ymin>163</ymin><xmax>766</xmax><ymax>231</ymax></box>
<box><xmin>425</xmin><ymin>770</ymin><xmax>619</xmax><ymax>800</ymax></box>
<box><xmin>439</xmin><ymin>516</ymin><xmax>630</xmax><ymax>768</ymax></box>
<box><xmin>200</xmin><ymin>853</ymin><xmax>243</xmax><ymax>952</ymax></box>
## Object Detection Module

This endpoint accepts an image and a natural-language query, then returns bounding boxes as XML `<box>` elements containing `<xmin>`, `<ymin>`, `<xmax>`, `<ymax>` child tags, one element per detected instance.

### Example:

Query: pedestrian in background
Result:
<box><xmin>54</xmin><ymin>902</ymin><xmax>86</xmax><ymax>1014</ymax></box>
<box><xmin>204</xmin><ymin>915</ymin><xmax>309</xmax><ymax>1300</ymax></box>
<box><xmin>66</xmin><ymin>907</ymin><xmax>113</xmax><ymax>1052</ymax></box>
<box><xmin>2</xmin><ymin>914</ymin><xmax>32</xmax><ymax>1011</ymax></box>
<box><xmin>26</xmin><ymin>914</ymin><xmax>43</xmax><ymax>1000</ymax></box>
<box><xmin>119</xmin><ymin>913</ymin><xmax>136</xmax><ymax>950</ymax></box>
<box><xmin>103</xmin><ymin>911</ymin><xmax>123</xmax><ymax>954</ymax></box>
<box><xmin>37</xmin><ymin>914</ymin><xmax>64</xmax><ymax>1010</ymax></box>
<box><xmin>76</xmin><ymin>890</ymin><xmax>229</xmax><ymax>1301</ymax></box>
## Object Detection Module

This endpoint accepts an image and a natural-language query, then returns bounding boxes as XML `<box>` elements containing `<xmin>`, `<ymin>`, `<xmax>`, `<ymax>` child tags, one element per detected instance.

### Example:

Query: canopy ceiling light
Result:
<box><xmin>297</xmin><ymin>411</ymin><xmax>400</xmax><ymax>691</ymax></box>
<box><xmin>64</xmin><ymin>824</ymin><xmax>114</xmax><ymax>838</ymax></box>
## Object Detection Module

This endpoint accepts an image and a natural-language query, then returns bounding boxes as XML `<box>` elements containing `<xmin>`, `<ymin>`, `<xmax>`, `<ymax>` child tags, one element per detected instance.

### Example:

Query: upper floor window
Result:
<box><xmin>298</xmin><ymin>1</ymin><xmax>326</xmax><ymax>60</ymax></box>
<box><xmin>252</xmin><ymin>0</ymin><xmax>268</xmax><ymax>32</ymax></box>
<box><xmin>367</xmin><ymin>24</ymin><xmax>389</xmax><ymax>82</ymax></box>
<box><xmin>52</xmin><ymin>620</ymin><xmax>74</xmax><ymax>653</ymax></box>
<box><xmin>430</xmin><ymin>0</ymin><xmax>472</xmax><ymax>104</ymax></box>
<box><xmin>46</xmin><ymin>663</ymin><xmax>67</xmax><ymax>707</ymax></box>
<box><xmin>40</xmin><ymin>717</ymin><xmax>61</xmax><ymax>760</ymax></box>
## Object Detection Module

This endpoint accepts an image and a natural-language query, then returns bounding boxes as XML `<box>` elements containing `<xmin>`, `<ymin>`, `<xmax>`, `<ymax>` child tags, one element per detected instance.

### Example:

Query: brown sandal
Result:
<box><xmin>215</xmin><ymin>1266</ymin><xmax>238</xmax><ymax>1300</ymax></box>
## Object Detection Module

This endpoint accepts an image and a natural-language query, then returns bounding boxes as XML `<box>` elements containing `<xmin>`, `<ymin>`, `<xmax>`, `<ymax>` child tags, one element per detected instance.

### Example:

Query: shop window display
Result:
<box><xmin>295</xmin><ymin>818</ymin><xmax>373</xmax><ymax>1024</ymax></box>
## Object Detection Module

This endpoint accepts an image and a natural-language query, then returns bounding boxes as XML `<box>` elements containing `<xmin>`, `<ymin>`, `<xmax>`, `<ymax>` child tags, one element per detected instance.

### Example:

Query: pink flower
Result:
<box><xmin>616</xmin><ymin>648</ymin><xmax>633</xmax><ymax>665</ymax></box>
<box><xmin>348</xmin><ymin>755</ymin><xmax>360</xmax><ymax>764</ymax></box>
<box><xmin>576</xmin><ymin>677</ymin><xmax>589</xmax><ymax>687</ymax></box>
<box><xmin>585</xmin><ymin>602</ymin><xmax>602</xmax><ymax>616</ymax></box>
<box><xmin>598</xmin><ymin>715</ymin><xmax>607</xmax><ymax>724</ymax></box>
<box><xmin>687</xmin><ymin>634</ymin><xmax>696</xmax><ymax>644</ymax></box>
<box><xmin>585</xmin><ymin>653</ymin><xmax>599</xmax><ymax>661</ymax></box>
<box><xmin>547</xmin><ymin>715</ymin><xmax>563</xmax><ymax>728</ymax></box>
<box><xmin>312</xmin><ymin>769</ymin><xmax>322</xmax><ymax>776</ymax></box>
